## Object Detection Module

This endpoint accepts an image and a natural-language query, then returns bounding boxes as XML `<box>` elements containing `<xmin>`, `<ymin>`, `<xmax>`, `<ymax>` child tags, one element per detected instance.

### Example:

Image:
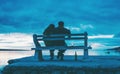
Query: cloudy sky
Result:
<box><xmin>0</xmin><ymin>0</ymin><xmax>120</xmax><ymax>34</ymax></box>
<box><xmin>0</xmin><ymin>0</ymin><xmax>120</xmax><ymax>65</ymax></box>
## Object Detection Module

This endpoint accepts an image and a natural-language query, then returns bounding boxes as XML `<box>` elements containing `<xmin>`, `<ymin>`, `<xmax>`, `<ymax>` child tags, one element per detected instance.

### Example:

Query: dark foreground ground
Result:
<box><xmin>2</xmin><ymin>56</ymin><xmax>120</xmax><ymax>74</ymax></box>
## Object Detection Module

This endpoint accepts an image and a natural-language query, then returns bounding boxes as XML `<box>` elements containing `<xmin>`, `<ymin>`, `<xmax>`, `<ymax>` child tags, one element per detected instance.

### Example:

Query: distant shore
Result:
<box><xmin>107</xmin><ymin>46</ymin><xmax>120</xmax><ymax>52</ymax></box>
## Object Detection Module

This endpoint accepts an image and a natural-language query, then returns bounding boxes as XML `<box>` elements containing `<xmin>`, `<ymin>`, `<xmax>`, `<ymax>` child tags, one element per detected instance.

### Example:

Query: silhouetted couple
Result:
<box><xmin>43</xmin><ymin>21</ymin><xmax>71</xmax><ymax>60</ymax></box>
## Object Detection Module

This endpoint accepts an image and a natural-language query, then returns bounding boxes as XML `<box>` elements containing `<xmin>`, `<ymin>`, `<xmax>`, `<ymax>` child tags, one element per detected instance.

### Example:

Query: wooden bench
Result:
<box><xmin>31</xmin><ymin>32</ymin><xmax>92</xmax><ymax>60</ymax></box>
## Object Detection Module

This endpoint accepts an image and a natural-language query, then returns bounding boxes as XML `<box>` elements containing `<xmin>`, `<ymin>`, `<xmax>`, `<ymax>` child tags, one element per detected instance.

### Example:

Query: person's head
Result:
<box><xmin>58</xmin><ymin>21</ymin><xmax>64</xmax><ymax>28</ymax></box>
<box><xmin>49</xmin><ymin>24</ymin><xmax>55</xmax><ymax>29</ymax></box>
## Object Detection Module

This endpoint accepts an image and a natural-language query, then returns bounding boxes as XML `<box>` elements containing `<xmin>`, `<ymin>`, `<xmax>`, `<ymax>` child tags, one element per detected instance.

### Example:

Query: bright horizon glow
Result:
<box><xmin>0</xmin><ymin>33</ymin><xmax>33</xmax><ymax>49</ymax></box>
<box><xmin>88</xmin><ymin>35</ymin><xmax>114</xmax><ymax>39</ymax></box>
<box><xmin>0</xmin><ymin>33</ymin><xmax>114</xmax><ymax>49</ymax></box>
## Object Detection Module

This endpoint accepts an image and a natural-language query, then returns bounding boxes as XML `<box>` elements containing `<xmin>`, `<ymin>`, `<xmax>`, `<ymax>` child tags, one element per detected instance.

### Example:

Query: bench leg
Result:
<box><xmin>33</xmin><ymin>34</ymin><xmax>43</xmax><ymax>61</ymax></box>
<box><xmin>57</xmin><ymin>50</ymin><xmax>65</xmax><ymax>60</ymax></box>
<box><xmin>38</xmin><ymin>50</ymin><xmax>44</xmax><ymax>61</ymax></box>
<box><xmin>84</xmin><ymin>49</ymin><xmax>88</xmax><ymax>59</ymax></box>
<box><xmin>50</xmin><ymin>50</ymin><xmax>54</xmax><ymax>60</ymax></box>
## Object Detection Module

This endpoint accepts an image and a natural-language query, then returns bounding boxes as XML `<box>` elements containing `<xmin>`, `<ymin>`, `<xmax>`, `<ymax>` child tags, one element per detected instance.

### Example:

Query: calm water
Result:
<box><xmin>66</xmin><ymin>38</ymin><xmax>120</xmax><ymax>55</ymax></box>
<box><xmin>0</xmin><ymin>65</ymin><xmax>5</xmax><ymax>73</ymax></box>
<box><xmin>0</xmin><ymin>38</ymin><xmax>120</xmax><ymax>72</ymax></box>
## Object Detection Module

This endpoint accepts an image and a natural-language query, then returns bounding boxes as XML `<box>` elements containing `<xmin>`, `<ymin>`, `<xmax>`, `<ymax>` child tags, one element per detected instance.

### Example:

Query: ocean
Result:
<box><xmin>0</xmin><ymin>65</ymin><xmax>5</xmax><ymax>74</ymax></box>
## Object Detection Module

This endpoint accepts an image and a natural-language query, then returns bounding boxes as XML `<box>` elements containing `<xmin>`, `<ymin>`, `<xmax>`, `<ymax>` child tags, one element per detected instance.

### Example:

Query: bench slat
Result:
<box><xmin>31</xmin><ymin>46</ymin><xmax>92</xmax><ymax>50</ymax></box>
<box><xmin>38</xmin><ymin>37</ymin><xmax>85</xmax><ymax>41</ymax></box>
<box><xmin>37</xmin><ymin>33</ymin><xmax>85</xmax><ymax>37</ymax></box>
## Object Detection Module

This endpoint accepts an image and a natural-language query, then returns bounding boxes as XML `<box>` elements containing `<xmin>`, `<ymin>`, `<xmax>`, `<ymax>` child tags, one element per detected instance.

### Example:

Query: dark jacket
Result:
<box><xmin>54</xmin><ymin>27</ymin><xmax>71</xmax><ymax>46</ymax></box>
<box><xmin>43</xmin><ymin>26</ymin><xmax>55</xmax><ymax>46</ymax></box>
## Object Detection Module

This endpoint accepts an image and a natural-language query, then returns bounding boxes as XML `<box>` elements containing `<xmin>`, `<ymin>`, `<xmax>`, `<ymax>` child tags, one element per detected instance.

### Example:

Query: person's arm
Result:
<box><xmin>67</xmin><ymin>29</ymin><xmax>71</xmax><ymax>38</ymax></box>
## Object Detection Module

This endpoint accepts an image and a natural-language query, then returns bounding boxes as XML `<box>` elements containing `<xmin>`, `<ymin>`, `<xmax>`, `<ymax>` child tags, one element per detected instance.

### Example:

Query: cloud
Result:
<box><xmin>0</xmin><ymin>33</ymin><xmax>33</xmax><ymax>49</ymax></box>
<box><xmin>71</xmin><ymin>27</ymin><xmax>80</xmax><ymax>31</ymax></box>
<box><xmin>66</xmin><ymin>26</ymin><xmax>80</xmax><ymax>33</ymax></box>
<box><xmin>80</xmin><ymin>24</ymin><xmax>94</xmax><ymax>30</ymax></box>
<box><xmin>88</xmin><ymin>34</ymin><xmax>114</xmax><ymax>39</ymax></box>
<box><xmin>90</xmin><ymin>42</ymin><xmax>106</xmax><ymax>49</ymax></box>
<box><xmin>66</xmin><ymin>24</ymin><xmax>94</xmax><ymax>33</ymax></box>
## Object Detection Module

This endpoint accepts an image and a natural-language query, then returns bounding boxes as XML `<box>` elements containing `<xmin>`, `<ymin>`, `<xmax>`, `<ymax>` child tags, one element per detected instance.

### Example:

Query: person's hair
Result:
<box><xmin>58</xmin><ymin>21</ymin><xmax>64</xmax><ymax>27</ymax></box>
<box><xmin>49</xmin><ymin>24</ymin><xmax>55</xmax><ymax>28</ymax></box>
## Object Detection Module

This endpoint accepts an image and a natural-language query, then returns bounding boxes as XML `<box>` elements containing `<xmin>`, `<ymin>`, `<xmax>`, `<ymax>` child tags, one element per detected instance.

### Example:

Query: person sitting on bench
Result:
<box><xmin>43</xmin><ymin>24</ymin><xmax>56</xmax><ymax>60</ymax></box>
<box><xmin>54</xmin><ymin>21</ymin><xmax>71</xmax><ymax>60</ymax></box>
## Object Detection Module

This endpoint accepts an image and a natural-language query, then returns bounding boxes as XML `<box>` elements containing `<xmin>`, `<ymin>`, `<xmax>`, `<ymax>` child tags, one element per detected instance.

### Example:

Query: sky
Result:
<box><xmin>0</xmin><ymin>0</ymin><xmax>120</xmax><ymax>34</ymax></box>
<box><xmin>0</xmin><ymin>0</ymin><xmax>120</xmax><ymax>65</ymax></box>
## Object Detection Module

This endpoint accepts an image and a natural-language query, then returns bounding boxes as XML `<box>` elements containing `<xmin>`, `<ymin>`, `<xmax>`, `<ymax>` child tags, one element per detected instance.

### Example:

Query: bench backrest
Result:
<box><xmin>34</xmin><ymin>32</ymin><xmax>88</xmax><ymax>46</ymax></box>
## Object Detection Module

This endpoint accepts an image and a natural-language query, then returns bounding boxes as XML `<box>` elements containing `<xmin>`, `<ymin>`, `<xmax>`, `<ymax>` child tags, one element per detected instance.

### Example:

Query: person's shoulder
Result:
<box><xmin>64</xmin><ymin>27</ymin><xmax>70</xmax><ymax>31</ymax></box>
<box><xmin>64</xmin><ymin>28</ymin><xmax>71</xmax><ymax>33</ymax></box>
